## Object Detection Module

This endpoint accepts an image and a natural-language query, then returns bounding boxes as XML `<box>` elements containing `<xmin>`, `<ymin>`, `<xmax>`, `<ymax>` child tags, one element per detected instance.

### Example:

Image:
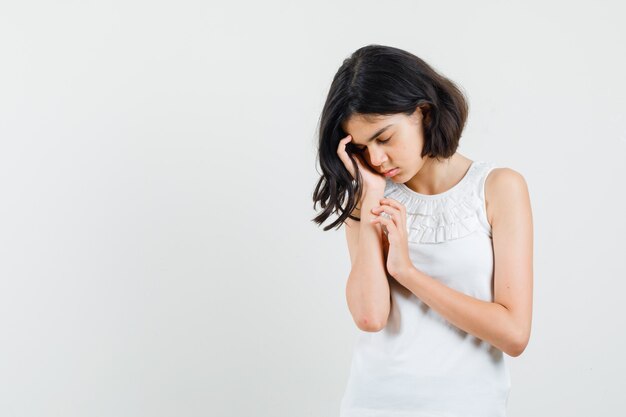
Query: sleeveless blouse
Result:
<box><xmin>340</xmin><ymin>160</ymin><xmax>511</xmax><ymax>417</ymax></box>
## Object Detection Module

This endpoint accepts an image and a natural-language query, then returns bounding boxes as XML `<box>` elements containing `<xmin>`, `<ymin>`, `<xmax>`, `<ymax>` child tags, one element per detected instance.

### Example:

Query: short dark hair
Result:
<box><xmin>311</xmin><ymin>44</ymin><xmax>469</xmax><ymax>231</ymax></box>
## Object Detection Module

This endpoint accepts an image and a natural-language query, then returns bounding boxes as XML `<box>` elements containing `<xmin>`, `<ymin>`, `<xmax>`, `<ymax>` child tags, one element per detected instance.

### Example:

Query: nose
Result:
<box><xmin>368</xmin><ymin>147</ymin><xmax>388</xmax><ymax>167</ymax></box>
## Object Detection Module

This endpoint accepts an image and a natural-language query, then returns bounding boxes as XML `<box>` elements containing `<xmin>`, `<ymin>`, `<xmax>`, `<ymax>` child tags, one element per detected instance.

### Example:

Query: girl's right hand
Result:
<box><xmin>336</xmin><ymin>134</ymin><xmax>387</xmax><ymax>193</ymax></box>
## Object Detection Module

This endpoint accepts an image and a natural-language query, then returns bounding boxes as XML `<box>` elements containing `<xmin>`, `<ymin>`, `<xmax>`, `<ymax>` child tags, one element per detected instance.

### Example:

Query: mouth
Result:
<box><xmin>383</xmin><ymin>168</ymin><xmax>400</xmax><ymax>177</ymax></box>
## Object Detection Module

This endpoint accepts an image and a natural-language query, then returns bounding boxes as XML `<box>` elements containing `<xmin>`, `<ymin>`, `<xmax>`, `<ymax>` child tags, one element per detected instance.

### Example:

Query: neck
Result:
<box><xmin>404</xmin><ymin>153</ymin><xmax>472</xmax><ymax>195</ymax></box>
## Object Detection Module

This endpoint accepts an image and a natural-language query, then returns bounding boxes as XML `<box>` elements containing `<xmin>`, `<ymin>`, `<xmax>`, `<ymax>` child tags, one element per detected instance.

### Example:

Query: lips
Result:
<box><xmin>383</xmin><ymin>168</ymin><xmax>400</xmax><ymax>177</ymax></box>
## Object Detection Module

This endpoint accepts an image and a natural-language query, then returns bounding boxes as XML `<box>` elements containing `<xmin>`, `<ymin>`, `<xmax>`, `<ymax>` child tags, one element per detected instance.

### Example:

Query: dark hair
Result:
<box><xmin>311</xmin><ymin>44</ymin><xmax>469</xmax><ymax>231</ymax></box>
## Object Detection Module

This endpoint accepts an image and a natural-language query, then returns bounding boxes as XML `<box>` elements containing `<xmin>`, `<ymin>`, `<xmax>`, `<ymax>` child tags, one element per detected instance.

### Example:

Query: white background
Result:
<box><xmin>1</xmin><ymin>1</ymin><xmax>625</xmax><ymax>416</ymax></box>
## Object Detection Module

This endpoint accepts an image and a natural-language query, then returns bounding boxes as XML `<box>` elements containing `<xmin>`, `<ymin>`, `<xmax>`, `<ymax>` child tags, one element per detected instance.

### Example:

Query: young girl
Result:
<box><xmin>312</xmin><ymin>45</ymin><xmax>533</xmax><ymax>417</ymax></box>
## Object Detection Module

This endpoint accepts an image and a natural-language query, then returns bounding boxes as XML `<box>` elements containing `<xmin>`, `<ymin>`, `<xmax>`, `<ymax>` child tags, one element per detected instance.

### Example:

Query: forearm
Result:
<box><xmin>399</xmin><ymin>267</ymin><xmax>524</xmax><ymax>357</ymax></box>
<box><xmin>346</xmin><ymin>189</ymin><xmax>390</xmax><ymax>332</ymax></box>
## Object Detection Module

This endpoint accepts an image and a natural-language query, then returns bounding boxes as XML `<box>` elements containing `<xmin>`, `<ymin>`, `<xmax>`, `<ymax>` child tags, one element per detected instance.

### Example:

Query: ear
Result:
<box><xmin>414</xmin><ymin>104</ymin><xmax>431</xmax><ymax>126</ymax></box>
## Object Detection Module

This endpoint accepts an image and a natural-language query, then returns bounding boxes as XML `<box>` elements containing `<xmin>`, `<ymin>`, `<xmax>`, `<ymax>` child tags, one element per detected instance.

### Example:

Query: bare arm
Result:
<box><xmin>392</xmin><ymin>169</ymin><xmax>533</xmax><ymax>356</ymax></box>
<box><xmin>344</xmin><ymin>188</ymin><xmax>391</xmax><ymax>332</ymax></box>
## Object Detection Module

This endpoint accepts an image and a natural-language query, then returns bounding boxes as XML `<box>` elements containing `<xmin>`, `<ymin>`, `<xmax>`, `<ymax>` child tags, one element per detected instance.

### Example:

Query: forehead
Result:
<box><xmin>342</xmin><ymin>113</ymin><xmax>399</xmax><ymax>143</ymax></box>
<box><xmin>343</xmin><ymin>113</ymin><xmax>387</xmax><ymax>129</ymax></box>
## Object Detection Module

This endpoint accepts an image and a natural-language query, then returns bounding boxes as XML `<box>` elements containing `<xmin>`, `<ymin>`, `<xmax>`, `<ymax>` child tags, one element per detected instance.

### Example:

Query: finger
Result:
<box><xmin>372</xmin><ymin>204</ymin><xmax>400</xmax><ymax>215</ymax></box>
<box><xmin>336</xmin><ymin>134</ymin><xmax>352</xmax><ymax>157</ymax></box>
<box><xmin>336</xmin><ymin>135</ymin><xmax>356</xmax><ymax>178</ymax></box>
<box><xmin>372</xmin><ymin>210</ymin><xmax>399</xmax><ymax>232</ymax></box>
<box><xmin>340</xmin><ymin>143</ymin><xmax>371</xmax><ymax>181</ymax></box>
<box><xmin>379</xmin><ymin>198</ymin><xmax>406</xmax><ymax>215</ymax></box>
<box><xmin>354</xmin><ymin>152</ymin><xmax>374</xmax><ymax>170</ymax></box>
<box><xmin>371</xmin><ymin>205</ymin><xmax>401</xmax><ymax>223</ymax></box>
<box><xmin>370</xmin><ymin>215</ymin><xmax>397</xmax><ymax>239</ymax></box>
<box><xmin>378</xmin><ymin>199</ymin><xmax>406</xmax><ymax>230</ymax></box>
<box><xmin>382</xmin><ymin>228</ymin><xmax>390</xmax><ymax>250</ymax></box>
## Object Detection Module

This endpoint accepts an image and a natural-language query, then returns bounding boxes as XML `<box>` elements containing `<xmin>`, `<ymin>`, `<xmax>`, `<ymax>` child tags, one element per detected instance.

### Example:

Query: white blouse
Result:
<box><xmin>340</xmin><ymin>160</ymin><xmax>511</xmax><ymax>417</ymax></box>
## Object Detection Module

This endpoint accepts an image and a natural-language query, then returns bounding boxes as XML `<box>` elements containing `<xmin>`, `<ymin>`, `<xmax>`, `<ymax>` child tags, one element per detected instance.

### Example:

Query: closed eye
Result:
<box><xmin>354</xmin><ymin>137</ymin><xmax>391</xmax><ymax>151</ymax></box>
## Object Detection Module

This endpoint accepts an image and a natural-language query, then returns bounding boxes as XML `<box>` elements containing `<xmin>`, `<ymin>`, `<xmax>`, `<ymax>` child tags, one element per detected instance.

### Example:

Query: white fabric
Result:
<box><xmin>339</xmin><ymin>161</ymin><xmax>511</xmax><ymax>417</ymax></box>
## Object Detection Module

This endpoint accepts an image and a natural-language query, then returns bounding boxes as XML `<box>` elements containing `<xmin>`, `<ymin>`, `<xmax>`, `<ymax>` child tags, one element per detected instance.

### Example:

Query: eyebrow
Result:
<box><xmin>353</xmin><ymin>124</ymin><xmax>394</xmax><ymax>146</ymax></box>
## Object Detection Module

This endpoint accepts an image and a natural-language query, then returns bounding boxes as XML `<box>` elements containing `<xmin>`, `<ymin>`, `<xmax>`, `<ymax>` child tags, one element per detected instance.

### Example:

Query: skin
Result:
<box><xmin>337</xmin><ymin>106</ymin><xmax>534</xmax><ymax>357</ymax></box>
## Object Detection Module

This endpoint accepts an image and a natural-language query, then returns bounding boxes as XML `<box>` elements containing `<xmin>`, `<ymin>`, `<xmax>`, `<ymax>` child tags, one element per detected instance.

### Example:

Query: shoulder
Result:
<box><xmin>484</xmin><ymin>167</ymin><xmax>531</xmax><ymax>226</ymax></box>
<box><xmin>485</xmin><ymin>167</ymin><xmax>527</xmax><ymax>189</ymax></box>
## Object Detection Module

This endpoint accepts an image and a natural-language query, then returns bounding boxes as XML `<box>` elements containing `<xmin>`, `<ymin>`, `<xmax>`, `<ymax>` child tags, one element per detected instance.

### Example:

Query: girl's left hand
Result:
<box><xmin>370</xmin><ymin>198</ymin><xmax>414</xmax><ymax>282</ymax></box>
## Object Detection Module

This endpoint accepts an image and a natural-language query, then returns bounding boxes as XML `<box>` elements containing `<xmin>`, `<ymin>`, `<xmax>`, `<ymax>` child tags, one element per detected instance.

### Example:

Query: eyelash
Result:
<box><xmin>355</xmin><ymin>138</ymin><xmax>390</xmax><ymax>151</ymax></box>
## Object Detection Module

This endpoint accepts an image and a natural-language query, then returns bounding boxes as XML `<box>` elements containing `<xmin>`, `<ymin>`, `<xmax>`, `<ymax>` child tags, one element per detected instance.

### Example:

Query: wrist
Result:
<box><xmin>362</xmin><ymin>185</ymin><xmax>385</xmax><ymax>200</ymax></box>
<box><xmin>357</xmin><ymin>193</ymin><xmax>384</xmax><ymax>225</ymax></box>
<box><xmin>359</xmin><ymin>192</ymin><xmax>384</xmax><ymax>210</ymax></box>
<box><xmin>397</xmin><ymin>265</ymin><xmax>418</xmax><ymax>285</ymax></box>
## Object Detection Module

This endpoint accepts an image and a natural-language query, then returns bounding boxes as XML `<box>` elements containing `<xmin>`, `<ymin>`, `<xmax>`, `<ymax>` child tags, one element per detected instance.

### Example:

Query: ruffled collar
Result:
<box><xmin>384</xmin><ymin>161</ymin><xmax>488</xmax><ymax>244</ymax></box>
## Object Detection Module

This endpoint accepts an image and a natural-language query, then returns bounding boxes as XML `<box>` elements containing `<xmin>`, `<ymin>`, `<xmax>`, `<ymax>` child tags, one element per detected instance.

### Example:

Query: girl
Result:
<box><xmin>312</xmin><ymin>45</ymin><xmax>533</xmax><ymax>417</ymax></box>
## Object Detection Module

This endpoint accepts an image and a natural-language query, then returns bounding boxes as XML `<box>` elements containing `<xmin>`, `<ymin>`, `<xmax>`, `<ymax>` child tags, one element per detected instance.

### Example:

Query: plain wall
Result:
<box><xmin>1</xmin><ymin>1</ymin><xmax>625</xmax><ymax>416</ymax></box>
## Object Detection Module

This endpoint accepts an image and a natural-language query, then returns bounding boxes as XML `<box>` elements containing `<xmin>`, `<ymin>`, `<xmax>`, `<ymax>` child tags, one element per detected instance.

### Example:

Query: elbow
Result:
<box><xmin>506</xmin><ymin>342</ymin><xmax>526</xmax><ymax>357</ymax></box>
<box><xmin>356</xmin><ymin>315</ymin><xmax>387</xmax><ymax>332</ymax></box>
<box><xmin>507</xmin><ymin>329</ymin><xmax>531</xmax><ymax>357</ymax></box>
<box><xmin>346</xmin><ymin>271</ymin><xmax>391</xmax><ymax>333</ymax></box>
